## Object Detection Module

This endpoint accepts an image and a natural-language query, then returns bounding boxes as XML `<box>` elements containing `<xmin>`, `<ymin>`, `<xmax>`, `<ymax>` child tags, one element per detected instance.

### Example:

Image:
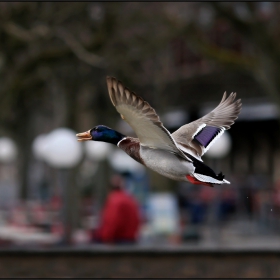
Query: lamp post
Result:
<box><xmin>84</xmin><ymin>141</ymin><xmax>112</xmax><ymax>213</ymax></box>
<box><xmin>0</xmin><ymin>137</ymin><xmax>18</xmax><ymax>211</ymax></box>
<box><xmin>205</xmin><ymin>131</ymin><xmax>232</xmax><ymax>244</ymax></box>
<box><xmin>32</xmin><ymin>134</ymin><xmax>51</xmax><ymax>201</ymax></box>
<box><xmin>33</xmin><ymin>128</ymin><xmax>83</xmax><ymax>245</ymax></box>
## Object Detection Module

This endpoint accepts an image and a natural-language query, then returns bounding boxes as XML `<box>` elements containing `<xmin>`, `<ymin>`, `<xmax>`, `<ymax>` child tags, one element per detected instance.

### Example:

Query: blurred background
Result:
<box><xmin>0</xmin><ymin>1</ymin><xmax>280</xmax><ymax>277</ymax></box>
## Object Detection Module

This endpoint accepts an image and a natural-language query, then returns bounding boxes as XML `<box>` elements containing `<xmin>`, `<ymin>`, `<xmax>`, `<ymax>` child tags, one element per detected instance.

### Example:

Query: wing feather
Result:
<box><xmin>106</xmin><ymin>76</ymin><xmax>191</xmax><ymax>161</ymax></box>
<box><xmin>172</xmin><ymin>92</ymin><xmax>242</xmax><ymax>158</ymax></box>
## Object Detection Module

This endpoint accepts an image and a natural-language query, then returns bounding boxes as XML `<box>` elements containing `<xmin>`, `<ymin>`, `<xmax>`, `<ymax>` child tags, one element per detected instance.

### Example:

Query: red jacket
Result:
<box><xmin>93</xmin><ymin>190</ymin><xmax>140</xmax><ymax>243</ymax></box>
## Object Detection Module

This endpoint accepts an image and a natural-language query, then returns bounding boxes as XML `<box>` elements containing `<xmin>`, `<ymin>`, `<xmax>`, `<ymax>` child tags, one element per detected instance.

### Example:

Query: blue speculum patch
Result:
<box><xmin>194</xmin><ymin>126</ymin><xmax>221</xmax><ymax>148</ymax></box>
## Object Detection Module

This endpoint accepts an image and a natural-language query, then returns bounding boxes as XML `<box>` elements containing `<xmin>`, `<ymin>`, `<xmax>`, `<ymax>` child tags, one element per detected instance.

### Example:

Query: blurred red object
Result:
<box><xmin>50</xmin><ymin>195</ymin><xmax>62</xmax><ymax>210</ymax></box>
<box><xmin>92</xmin><ymin>175</ymin><xmax>140</xmax><ymax>244</ymax></box>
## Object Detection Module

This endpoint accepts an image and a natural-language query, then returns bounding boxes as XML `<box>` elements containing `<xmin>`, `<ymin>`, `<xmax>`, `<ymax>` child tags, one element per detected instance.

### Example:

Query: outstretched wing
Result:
<box><xmin>106</xmin><ymin>76</ymin><xmax>191</xmax><ymax>161</ymax></box>
<box><xmin>172</xmin><ymin>92</ymin><xmax>242</xmax><ymax>159</ymax></box>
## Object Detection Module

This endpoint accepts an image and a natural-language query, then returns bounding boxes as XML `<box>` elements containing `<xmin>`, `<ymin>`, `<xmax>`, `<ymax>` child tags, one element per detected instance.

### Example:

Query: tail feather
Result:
<box><xmin>217</xmin><ymin>172</ymin><xmax>225</xmax><ymax>180</ymax></box>
<box><xmin>191</xmin><ymin>173</ymin><xmax>229</xmax><ymax>185</ymax></box>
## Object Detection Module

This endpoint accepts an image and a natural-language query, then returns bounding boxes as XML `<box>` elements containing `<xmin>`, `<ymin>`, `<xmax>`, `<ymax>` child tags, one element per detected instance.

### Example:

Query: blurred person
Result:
<box><xmin>189</xmin><ymin>189</ymin><xmax>207</xmax><ymax>225</ymax></box>
<box><xmin>241</xmin><ymin>184</ymin><xmax>255</xmax><ymax>219</ymax></box>
<box><xmin>181</xmin><ymin>187</ymin><xmax>207</xmax><ymax>242</ymax></box>
<box><xmin>199</xmin><ymin>185</ymin><xmax>216</xmax><ymax>224</ymax></box>
<box><xmin>177</xmin><ymin>184</ymin><xmax>209</xmax><ymax>223</ymax></box>
<box><xmin>272</xmin><ymin>180</ymin><xmax>280</xmax><ymax>216</ymax></box>
<box><xmin>91</xmin><ymin>175</ymin><xmax>141</xmax><ymax>244</ymax></box>
<box><xmin>217</xmin><ymin>187</ymin><xmax>237</xmax><ymax>222</ymax></box>
<box><xmin>256</xmin><ymin>189</ymin><xmax>272</xmax><ymax>232</ymax></box>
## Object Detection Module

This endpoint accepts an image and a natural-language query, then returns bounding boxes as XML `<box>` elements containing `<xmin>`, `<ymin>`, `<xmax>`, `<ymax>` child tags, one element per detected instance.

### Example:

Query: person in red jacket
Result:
<box><xmin>92</xmin><ymin>175</ymin><xmax>141</xmax><ymax>244</ymax></box>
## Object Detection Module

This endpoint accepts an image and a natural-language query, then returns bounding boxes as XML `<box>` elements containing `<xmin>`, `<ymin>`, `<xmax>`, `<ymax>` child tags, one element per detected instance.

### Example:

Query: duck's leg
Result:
<box><xmin>186</xmin><ymin>175</ymin><xmax>214</xmax><ymax>187</ymax></box>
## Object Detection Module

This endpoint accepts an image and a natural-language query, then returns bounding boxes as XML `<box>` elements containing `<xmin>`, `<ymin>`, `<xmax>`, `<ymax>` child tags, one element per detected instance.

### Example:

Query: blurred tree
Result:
<box><xmin>0</xmin><ymin>2</ymin><xmax>279</xmax><ymax>199</ymax></box>
<box><xmin>165</xmin><ymin>2</ymin><xmax>280</xmax><ymax>105</ymax></box>
<box><xmin>0</xmin><ymin>2</ymin><xmax>190</xmax><ymax>197</ymax></box>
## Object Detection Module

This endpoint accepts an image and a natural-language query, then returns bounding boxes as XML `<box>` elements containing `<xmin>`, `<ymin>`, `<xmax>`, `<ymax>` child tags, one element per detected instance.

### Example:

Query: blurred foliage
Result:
<box><xmin>0</xmin><ymin>2</ymin><xmax>279</xmax><ymax>197</ymax></box>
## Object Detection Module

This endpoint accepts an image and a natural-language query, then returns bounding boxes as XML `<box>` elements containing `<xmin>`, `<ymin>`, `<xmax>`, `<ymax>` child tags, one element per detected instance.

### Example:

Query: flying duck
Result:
<box><xmin>77</xmin><ymin>77</ymin><xmax>242</xmax><ymax>187</ymax></box>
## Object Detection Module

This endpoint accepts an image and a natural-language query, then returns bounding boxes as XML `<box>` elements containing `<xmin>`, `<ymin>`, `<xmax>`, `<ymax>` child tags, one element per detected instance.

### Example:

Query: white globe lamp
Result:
<box><xmin>43</xmin><ymin>128</ymin><xmax>83</xmax><ymax>168</ymax></box>
<box><xmin>0</xmin><ymin>137</ymin><xmax>18</xmax><ymax>163</ymax></box>
<box><xmin>206</xmin><ymin>131</ymin><xmax>232</xmax><ymax>159</ymax></box>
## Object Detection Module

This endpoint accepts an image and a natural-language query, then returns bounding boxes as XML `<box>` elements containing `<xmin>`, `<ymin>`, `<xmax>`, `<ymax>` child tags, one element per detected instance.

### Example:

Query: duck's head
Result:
<box><xmin>76</xmin><ymin>125</ymin><xmax>125</xmax><ymax>145</ymax></box>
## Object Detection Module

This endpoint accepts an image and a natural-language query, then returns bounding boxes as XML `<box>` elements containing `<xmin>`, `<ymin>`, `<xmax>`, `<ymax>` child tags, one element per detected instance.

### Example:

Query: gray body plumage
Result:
<box><xmin>139</xmin><ymin>146</ymin><xmax>195</xmax><ymax>181</ymax></box>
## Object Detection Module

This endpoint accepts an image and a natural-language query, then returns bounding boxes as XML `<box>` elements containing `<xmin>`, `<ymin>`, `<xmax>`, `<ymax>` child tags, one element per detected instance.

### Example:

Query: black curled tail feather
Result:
<box><xmin>183</xmin><ymin>152</ymin><xmax>227</xmax><ymax>181</ymax></box>
<box><xmin>217</xmin><ymin>172</ymin><xmax>225</xmax><ymax>180</ymax></box>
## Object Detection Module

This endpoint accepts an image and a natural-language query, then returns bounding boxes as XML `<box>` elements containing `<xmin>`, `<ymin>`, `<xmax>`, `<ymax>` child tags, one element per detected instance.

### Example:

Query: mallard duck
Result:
<box><xmin>77</xmin><ymin>77</ymin><xmax>242</xmax><ymax>187</ymax></box>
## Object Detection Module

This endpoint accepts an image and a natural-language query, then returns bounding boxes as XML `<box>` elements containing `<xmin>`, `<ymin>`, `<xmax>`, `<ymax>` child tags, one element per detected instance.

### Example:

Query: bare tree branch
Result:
<box><xmin>2</xmin><ymin>22</ymin><xmax>36</xmax><ymax>42</ymax></box>
<box><xmin>209</xmin><ymin>2</ymin><xmax>280</xmax><ymax>61</ymax></box>
<box><xmin>191</xmin><ymin>38</ymin><xmax>257</xmax><ymax>70</ymax></box>
<box><xmin>55</xmin><ymin>27</ymin><xmax>106</xmax><ymax>68</ymax></box>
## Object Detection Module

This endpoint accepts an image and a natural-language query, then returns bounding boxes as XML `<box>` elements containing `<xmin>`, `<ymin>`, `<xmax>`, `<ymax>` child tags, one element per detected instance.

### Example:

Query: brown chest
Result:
<box><xmin>118</xmin><ymin>138</ymin><xmax>145</xmax><ymax>165</ymax></box>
